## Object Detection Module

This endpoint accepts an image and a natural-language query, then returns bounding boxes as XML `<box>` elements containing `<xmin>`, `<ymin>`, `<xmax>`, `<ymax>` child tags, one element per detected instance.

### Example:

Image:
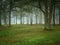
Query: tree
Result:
<box><xmin>0</xmin><ymin>0</ymin><xmax>3</xmax><ymax>26</ymax></box>
<box><xmin>59</xmin><ymin>9</ymin><xmax>60</xmax><ymax>25</ymax></box>
<box><xmin>37</xmin><ymin>0</ymin><xmax>54</xmax><ymax>30</ymax></box>
<box><xmin>3</xmin><ymin>0</ymin><xmax>7</xmax><ymax>25</ymax></box>
<box><xmin>53</xmin><ymin>4</ymin><xmax>55</xmax><ymax>26</ymax></box>
<box><xmin>26</xmin><ymin>13</ymin><xmax>29</xmax><ymax>24</ymax></box>
<box><xmin>23</xmin><ymin>5</ymin><xmax>33</xmax><ymax>25</ymax></box>
<box><xmin>19</xmin><ymin>9</ymin><xmax>23</xmax><ymax>24</ymax></box>
<box><xmin>0</xmin><ymin>11</ymin><xmax>2</xmax><ymax>26</ymax></box>
<box><xmin>9</xmin><ymin>0</ymin><xmax>14</xmax><ymax>27</ymax></box>
<box><xmin>34</xmin><ymin>7</ymin><xmax>38</xmax><ymax>24</ymax></box>
<box><xmin>54</xmin><ymin>0</ymin><xmax>60</xmax><ymax>25</ymax></box>
<box><xmin>9</xmin><ymin>0</ymin><xmax>12</xmax><ymax>26</ymax></box>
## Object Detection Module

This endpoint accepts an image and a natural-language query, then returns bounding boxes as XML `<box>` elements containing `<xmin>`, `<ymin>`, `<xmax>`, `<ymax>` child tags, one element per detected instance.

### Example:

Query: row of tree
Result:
<box><xmin>0</xmin><ymin>0</ymin><xmax>60</xmax><ymax>30</ymax></box>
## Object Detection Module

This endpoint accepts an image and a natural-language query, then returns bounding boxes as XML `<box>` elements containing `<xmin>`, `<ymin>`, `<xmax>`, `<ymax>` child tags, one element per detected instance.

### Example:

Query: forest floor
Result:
<box><xmin>0</xmin><ymin>25</ymin><xmax>60</xmax><ymax>45</ymax></box>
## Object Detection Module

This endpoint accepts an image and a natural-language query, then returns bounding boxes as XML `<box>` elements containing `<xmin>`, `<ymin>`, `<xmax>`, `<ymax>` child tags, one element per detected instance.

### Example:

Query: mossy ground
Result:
<box><xmin>0</xmin><ymin>25</ymin><xmax>60</xmax><ymax>45</ymax></box>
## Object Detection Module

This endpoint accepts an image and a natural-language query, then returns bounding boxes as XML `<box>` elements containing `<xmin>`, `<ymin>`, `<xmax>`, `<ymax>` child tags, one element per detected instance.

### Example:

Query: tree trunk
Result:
<box><xmin>38</xmin><ymin>0</ymin><xmax>54</xmax><ymax>30</ymax></box>
<box><xmin>44</xmin><ymin>0</ymin><xmax>49</xmax><ymax>30</ymax></box>
<box><xmin>36</xmin><ymin>15</ymin><xmax>37</xmax><ymax>24</ymax></box>
<box><xmin>9</xmin><ymin>10</ymin><xmax>11</xmax><ymax>27</ymax></box>
<box><xmin>20</xmin><ymin>18</ymin><xmax>22</xmax><ymax>24</ymax></box>
<box><xmin>16</xmin><ymin>15</ymin><xmax>17</xmax><ymax>24</ymax></box>
<box><xmin>9</xmin><ymin>0</ymin><xmax>13</xmax><ymax>27</ymax></box>
<box><xmin>44</xmin><ymin>0</ymin><xmax>54</xmax><ymax>30</ymax></box>
<box><xmin>0</xmin><ymin>12</ymin><xmax>1</xmax><ymax>26</ymax></box>
<box><xmin>27</xmin><ymin>16</ymin><xmax>29</xmax><ymax>24</ymax></box>
<box><xmin>22</xmin><ymin>17</ymin><xmax>24</xmax><ymax>24</ymax></box>
<box><xmin>47</xmin><ymin>13</ymin><xmax>52</xmax><ymax>30</ymax></box>
<box><xmin>14</xmin><ymin>17</ymin><xmax>15</xmax><ymax>24</ymax></box>
<box><xmin>44</xmin><ymin>13</ymin><xmax>49</xmax><ymax>30</ymax></box>
<box><xmin>53</xmin><ymin>5</ymin><xmax>55</xmax><ymax>26</ymax></box>
<box><xmin>4</xmin><ymin>10</ymin><xmax>7</xmax><ymax>25</ymax></box>
<box><xmin>4</xmin><ymin>15</ymin><xmax>7</xmax><ymax>25</ymax></box>
<box><xmin>39</xmin><ymin>14</ymin><xmax>42</xmax><ymax>24</ymax></box>
<box><xmin>20</xmin><ymin>15</ymin><xmax>22</xmax><ymax>24</ymax></box>
<box><xmin>44</xmin><ymin>11</ymin><xmax>52</xmax><ymax>30</ymax></box>
<box><xmin>59</xmin><ymin>9</ymin><xmax>60</xmax><ymax>25</ymax></box>
<box><xmin>30</xmin><ymin>14</ymin><xmax>32</xmax><ymax>25</ymax></box>
<box><xmin>0</xmin><ymin>0</ymin><xmax>2</xmax><ymax>26</ymax></box>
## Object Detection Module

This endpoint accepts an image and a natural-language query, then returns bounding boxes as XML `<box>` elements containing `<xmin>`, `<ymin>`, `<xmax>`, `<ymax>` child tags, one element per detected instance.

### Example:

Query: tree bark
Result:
<box><xmin>16</xmin><ymin>15</ymin><xmax>17</xmax><ymax>24</ymax></box>
<box><xmin>20</xmin><ymin>15</ymin><xmax>22</xmax><ymax>24</ymax></box>
<box><xmin>59</xmin><ymin>9</ymin><xmax>60</xmax><ymax>25</ymax></box>
<box><xmin>0</xmin><ymin>12</ymin><xmax>1</xmax><ymax>26</ymax></box>
<box><xmin>27</xmin><ymin>16</ymin><xmax>29</xmax><ymax>24</ymax></box>
<box><xmin>0</xmin><ymin>0</ymin><xmax>2</xmax><ymax>26</ymax></box>
<box><xmin>44</xmin><ymin>0</ymin><xmax>49</xmax><ymax>30</ymax></box>
<box><xmin>36</xmin><ymin>15</ymin><xmax>38</xmax><ymax>24</ymax></box>
<box><xmin>9</xmin><ymin>9</ymin><xmax>11</xmax><ymax>27</ymax></box>
<box><xmin>44</xmin><ymin>0</ymin><xmax>54</xmax><ymax>30</ymax></box>
<box><xmin>4</xmin><ymin>14</ymin><xmax>7</xmax><ymax>25</ymax></box>
<box><xmin>53</xmin><ymin>5</ymin><xmax>55</xmax><ymax>26</ymax></box>
<box><xmin>22</xmin><ymin>16</ymin><xmax>24</xmax><ymax>24</ymax></box>
<box><xmin>9</xmin><ymin>0</ymin><xmax>13</xmax><ymax>27</ymax></box>
<box><xmin>30</xmin><ymin>14</ymin><xmax>32</xmax><ymax>25</ymax></box>
<box><xmin>4</xmin><ymin>10</ymin><xmax>7</xmax><ymax>25</ymax></box>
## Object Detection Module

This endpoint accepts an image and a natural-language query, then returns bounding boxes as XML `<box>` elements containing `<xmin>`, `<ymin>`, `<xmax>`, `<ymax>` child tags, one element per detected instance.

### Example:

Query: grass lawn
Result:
<box><xmin>0</xmin><ymin>25</ymin><xmax>60</xmax><ymax>45</ymax></box>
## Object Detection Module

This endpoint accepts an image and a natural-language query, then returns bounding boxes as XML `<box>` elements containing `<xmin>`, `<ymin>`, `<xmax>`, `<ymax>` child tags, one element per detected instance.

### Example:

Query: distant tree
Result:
<box><xmin>0</xmin><ymin>0</ymin><xmax>3</xmax><ymax>26</ymax></box>
<box><xmin>23</xmin><ymin>5</ymin><xmax>33</xmax><ymax>25</ymax></box>
<box><xmin>26</xmin><ymin>13</ymin><xmax>29</xmax><ymax>24</ymax></box>
<box><xmin>59</xmin><ymin>8</ymin><xmax>60</xmax><ymax>25</ymax></box>
<box><xmin>34</xmin><ymin>8</ymin><xmax>39</xmax><ymax>24</ymax></box>
<box><xmin>9</xmin><ymin>0</ymin><xmax>12</xmax><ymax>26</ymax></box>
<box><xmin>9</xmin><ymin>0</ymin><xmax>14</xmax><ymax>27</ymax></box>
<box><xmin>30</xmin><ymin>13</ymin><xmax>33</xmax><ymax>25</ymax></box>
<box><xmin>53</xmin><ymin>3</ymin><xmax>55</xmax><ymax>26</ymax></box>
<box><xmin>3</xmin><ymin>0</ymin><xmax>8</xmax><ymax>25</ymax></box>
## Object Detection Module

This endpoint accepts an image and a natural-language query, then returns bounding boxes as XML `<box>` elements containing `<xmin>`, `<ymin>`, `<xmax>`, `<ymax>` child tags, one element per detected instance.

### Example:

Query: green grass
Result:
<box><xmin>0</xmin><ymin>25</ymin><xmax>60</xmax><ymax>45</ymax></box>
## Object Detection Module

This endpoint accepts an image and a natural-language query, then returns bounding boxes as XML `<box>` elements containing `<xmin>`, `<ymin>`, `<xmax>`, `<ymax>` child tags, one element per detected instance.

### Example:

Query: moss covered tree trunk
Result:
<box><xmin>44</xmin><ymin>0</ymin><xmax>54</xmax><ymax>30</ymax></box>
